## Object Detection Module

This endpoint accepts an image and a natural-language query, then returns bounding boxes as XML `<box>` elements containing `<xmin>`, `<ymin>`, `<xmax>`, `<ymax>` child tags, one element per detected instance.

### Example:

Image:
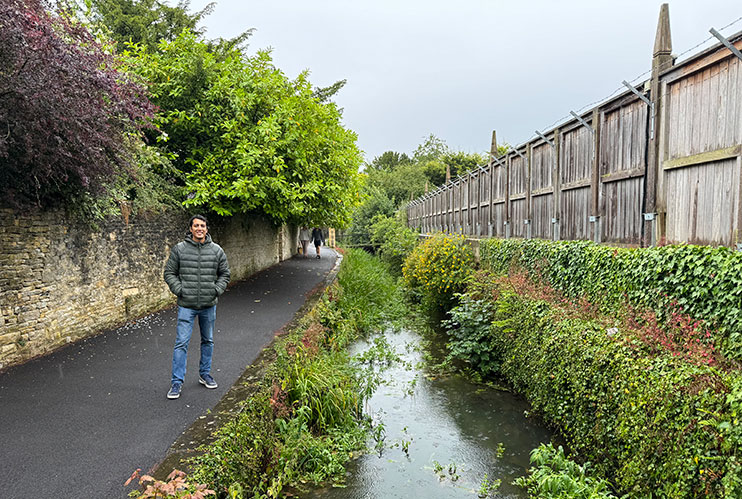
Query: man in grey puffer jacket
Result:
<box><xmin>163</xmin><ymin>215</ymin><xmax>230</xmax><ymax>399</ymax></box>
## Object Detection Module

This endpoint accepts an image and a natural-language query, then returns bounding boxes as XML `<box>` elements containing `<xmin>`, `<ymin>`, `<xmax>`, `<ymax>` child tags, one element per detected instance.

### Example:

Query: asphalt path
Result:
<box><xmin>0</xmin><ymin>248</ymin><xmax>337</xmax><ymax>498</ymax></box>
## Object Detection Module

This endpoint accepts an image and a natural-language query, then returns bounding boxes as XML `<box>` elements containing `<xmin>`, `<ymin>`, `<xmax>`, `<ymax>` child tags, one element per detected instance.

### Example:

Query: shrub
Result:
<box><xmin>0</xmin><ymin>0</ymin><xmax>154</xmax><ymax>208</ymax></box>
<box><xmin>442</xmin><ymin>294</ymin><xmax>499</xmax><ymax>377</ymax></box>
<box><xmin>369</xmin><ymin>213</ymin><xmax>419</xmax><ymax>273</ymax></box>
<box><xmin>402</xmin><ymin>233</ymin><xmax>475</xmax><ymax>312</ymax></box>
<box><xmin>125</xmin><ymin>468</ymin><xmax>215</xmax><ymax>499</ymax></box>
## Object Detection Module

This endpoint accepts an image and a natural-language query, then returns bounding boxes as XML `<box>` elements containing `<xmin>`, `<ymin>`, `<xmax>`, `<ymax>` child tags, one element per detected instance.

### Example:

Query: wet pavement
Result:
<box><xmin>0</xmin><ymin>248</ymin><xmax>337</xmax><ymax>499</ymax></box>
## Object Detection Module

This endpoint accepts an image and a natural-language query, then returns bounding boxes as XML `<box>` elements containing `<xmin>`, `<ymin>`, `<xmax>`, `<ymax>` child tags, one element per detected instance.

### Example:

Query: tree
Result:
<box><xmin>86</xmin><ymin>0</ymin><xmax>214</xmax><ymax>52</ymax></box>
<box><xmin>345</xmin><ymin>184</ymin><xmax>395</xmax><ymax>245</ymax></box>
<box><xmin>0</xmin><ymin>0</ymin><xmax>154</xmax><ymax>208</ymax></box>
<box><xmin>346</xmin><ymin>136</ymin><xmax>490</xmax><ymax>245</ymax></box>
<box><xmin>366</xmin><ymin>151</ymin><xmax>412</xmax><ymax>172</ymax></box>
<box><xmin>312</xmin><ymin>78</ymin><xmax>347</xmax><ymax>103</ymax></box>
<box><xmin>125</xmin><ymin>31</ymin><xmax>363</xmax><ymax>227</ymax></box>
<box><xmin>413</xmin><ymin>133</ymin><xmax>449</xmax><ymax>163</ymax></box>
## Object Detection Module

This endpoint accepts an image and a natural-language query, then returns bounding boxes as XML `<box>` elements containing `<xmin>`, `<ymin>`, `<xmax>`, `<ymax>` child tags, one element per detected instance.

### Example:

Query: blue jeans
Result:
<box><xmin>171</xmin><ymin>305</ymin><xmax>216</xmax><ymax>383</ymax></box>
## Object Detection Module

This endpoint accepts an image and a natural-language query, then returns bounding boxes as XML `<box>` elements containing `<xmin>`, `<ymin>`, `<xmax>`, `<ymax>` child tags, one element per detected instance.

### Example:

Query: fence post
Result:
<box><xmin>526</xmin><ymin>143</ymin><xmax>533</xmax><ymax>239</ymax></box>
<box><xmin>645</xmin><ymin>3</ymin><xmax>673</xmax><ymax>247</ymax></box>
<box><xmin>553</xmin><ymin>128</ymin><xmax>561</xmax><ymax>241</ymax></box>
<box><xmin>590</xmin><ymin>107</ymin><xmax>602</xmax><ymax>243</ymax></box>
<box><xmin>488</xmin><ymin>130</ymin><xmax>497</xmax><ymax>237</ymax></box>
<box><xmin>505</xmin><ymin>154</ymin><xmax>511</xmax><ymax>238</ymax></box>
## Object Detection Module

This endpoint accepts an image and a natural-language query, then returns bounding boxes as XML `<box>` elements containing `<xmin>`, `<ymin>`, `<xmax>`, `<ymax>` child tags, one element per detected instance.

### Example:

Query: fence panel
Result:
<box><xmin>559</xmin><ymin>123</ymin><xmax>593</xmax><ymax>240</ymax></box>
<box><xmin>510</xmin><ymin>154</ymin><xmax>528</xmax><ymax>238</ymax></box>
<box><xmin>531</xmin><ymin>142</ymin><xmax>554</xmax><ymax>239</ymax></box>
<box><xmin>662</xmin><ymin>53</ymin><xmax>742</xmax><ymax>245</ymax></box>
<box><xmin>600</xmin><ymin>100</ymin><xmax>647</xmax><ymax>244</ymax></box>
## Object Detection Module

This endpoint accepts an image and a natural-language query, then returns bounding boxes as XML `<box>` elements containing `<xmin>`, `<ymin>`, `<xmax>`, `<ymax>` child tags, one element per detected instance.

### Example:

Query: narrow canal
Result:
<box><xmin>306</xmin><ymin>327</ymin><xmax>554</xmax><ymax>498</ymax></box>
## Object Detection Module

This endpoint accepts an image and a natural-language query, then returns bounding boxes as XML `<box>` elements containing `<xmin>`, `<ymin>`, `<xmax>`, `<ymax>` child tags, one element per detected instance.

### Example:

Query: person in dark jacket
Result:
<box><xmin>311</xmin><ymin>227</ymin><xmax>324</xmax><ymax>259</ymax></box>
<box><xmin>163</xmin><ymin>215</ymin><xmax>230</xmax><ymax>399</ymax></box>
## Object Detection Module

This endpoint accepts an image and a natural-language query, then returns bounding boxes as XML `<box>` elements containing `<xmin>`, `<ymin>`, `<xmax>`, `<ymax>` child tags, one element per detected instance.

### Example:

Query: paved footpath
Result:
<box><xmin>0</xmin><ymin>248</ymin><xmax>338</xmax><ymax>499</ymax></box>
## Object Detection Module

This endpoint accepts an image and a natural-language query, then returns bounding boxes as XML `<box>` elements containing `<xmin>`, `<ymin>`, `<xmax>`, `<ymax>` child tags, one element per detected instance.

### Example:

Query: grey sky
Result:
<box><xmin>187</xmin><ymin>1</ymin><xmax>741</xmax><ymax>163</ymax></box>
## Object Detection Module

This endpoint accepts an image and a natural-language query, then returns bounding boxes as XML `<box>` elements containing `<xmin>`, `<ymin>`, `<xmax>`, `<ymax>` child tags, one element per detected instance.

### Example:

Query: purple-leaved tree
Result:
<box><xmin>0</xmin><ymin>0</ymin><xmax>154</xmax><ymax>208</ymax></box>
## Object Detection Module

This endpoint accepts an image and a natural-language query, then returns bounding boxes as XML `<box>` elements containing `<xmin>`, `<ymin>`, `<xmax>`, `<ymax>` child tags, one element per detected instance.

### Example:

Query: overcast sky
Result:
<box><xmin>185</xmin><ymin>0</ymin><xmax>741</xmax><ymax>163</ymax></box>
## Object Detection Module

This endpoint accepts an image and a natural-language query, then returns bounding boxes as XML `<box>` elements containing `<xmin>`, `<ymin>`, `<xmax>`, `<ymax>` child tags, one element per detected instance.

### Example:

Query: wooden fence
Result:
<box><xmin>407</xmin><ymin>7</ymin><xmax>742</xmax><ymax>248</ymax></box>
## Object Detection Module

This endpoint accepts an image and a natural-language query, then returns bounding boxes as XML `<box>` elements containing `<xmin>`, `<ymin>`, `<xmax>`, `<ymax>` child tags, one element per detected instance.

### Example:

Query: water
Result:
<box><xmin>304</xmin><ymin>328</ymin><xmax>554</xmax><ymax>498</ymax></box>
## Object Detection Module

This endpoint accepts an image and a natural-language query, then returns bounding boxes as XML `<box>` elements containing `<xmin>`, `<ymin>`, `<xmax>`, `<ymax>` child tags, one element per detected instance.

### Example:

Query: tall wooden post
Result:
<box><xmin>489</xmin><ymin>130</ymin><xmax>497</xmax><ymax>236</ymax></box>
<box><xmin>591</xmin><ymin>107</ymin><xmax>602</xmax><ymax>243</ymax></box>
<box><xmin>526</xmin><ymin>144</ymin><xmax>533</xmax><ymax>239</ymax></box>
<box><xmin>505</xmin><ymin>155</ymin><xmax>511</xmax><ymax>238</ymax></box>
<box><xmin>553</xmin><ymin>128</ymin><xmax>561</xmax><ymax>240</ymax></box>
<box><xmin>645</xmin><ymin>3</ymin><xmax>673</xmax><ymax>247</ymax></box>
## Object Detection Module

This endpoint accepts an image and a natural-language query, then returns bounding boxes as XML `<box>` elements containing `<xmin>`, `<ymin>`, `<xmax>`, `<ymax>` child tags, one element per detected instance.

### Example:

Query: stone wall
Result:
<box><xmin>0</xmin><ymin>209</ymin><xmax>297</xmax><ymax>370</ymax></box>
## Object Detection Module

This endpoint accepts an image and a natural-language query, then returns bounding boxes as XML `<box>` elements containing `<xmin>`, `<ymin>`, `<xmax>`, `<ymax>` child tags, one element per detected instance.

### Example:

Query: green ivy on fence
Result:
<box><xmin>480</xmin><ymin>239</ymin><xmax>742</xmax><ymax>361</ymax></box>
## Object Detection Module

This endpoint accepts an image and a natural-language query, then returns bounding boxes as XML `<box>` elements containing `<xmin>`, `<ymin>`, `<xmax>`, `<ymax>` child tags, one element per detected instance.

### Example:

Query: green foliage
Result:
<box><xmin>366</xmin><ymin>151</ymin><xmax>412</xmax><ymax>172</ymax></box>
<box><xmin>461</xmin><ymin>273</ymin><xmax>742</xmax><ymax>497</ymax></box>
<box><xmin>344</xmin><ymin>184</ymin><xmax>395</xmax><ymax>245</ymax></box>
<box><xmin>442</xmin><ymin>295</ymin><xmax>498</xmax><ymax>377</ymax></box>
<box><xmin>334</xmin><ymin>249</ymin><xmax>406</xmax><ymax>334</ymax></box>
<box><xmin>65</xmin><ymin>140</ymin><xmax>184</xmax><ymax>224</ymax></box>
<box><xmin>350</xmin><ymin>135</ymin><xmax>488</xmax><ymax>247</ymax></box>
<box><xmin>514</xmin><ymin>444</ymin><xmax>618</xmax><ymax>499</ymax></box>
<box><xmin>368</xmin><ymin>214</ymin><xmax>419</xmax><ymax>273</ymax></box>
<box><xmin>124</xmin><ymin>30</ymin><xmax>363</xmax><ymax>227</ymax></box>
<box><xmin>87</xmin><ymin>0</ymin><xmax>214</xmax><ymax>52</ymax></box>
<box><xmin>480</xmin><ymin>238</ymin><xmax>742</xmax><ymax>361</ymax></box>
<box><xmin>191</xmin><ymin>249</ymin><xmax>404</xmax><ymax>496</ymax></box>
<box><xmin>281</xmin><ymin>348</ymin><xmax>368</xmax><ymax>434</ymax></box>
<box><xmin>402</xmin><ymin>233</ymin><xmax>475</xmax><ymax>312</ymax></box>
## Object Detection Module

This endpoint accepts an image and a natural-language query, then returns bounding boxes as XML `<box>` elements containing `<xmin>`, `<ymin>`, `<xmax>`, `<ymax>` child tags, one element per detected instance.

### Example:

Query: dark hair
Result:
<box><xmin>189</xmin><ymin>214</ymin><xmax>208</xmax><ymax>228</ymax></box>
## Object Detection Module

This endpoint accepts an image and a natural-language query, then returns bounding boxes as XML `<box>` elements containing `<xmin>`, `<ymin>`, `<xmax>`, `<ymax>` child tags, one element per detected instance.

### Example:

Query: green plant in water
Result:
<box><xmin>353</xmin><ymin>335</ymin><xmax>400</xmax><ymax>367</ymax></box>
<box><xmin>432</xmin><ymin>460</ymin><xmax>445</xmax><ymax>480</ymax></box>
<box><xmin>496</xmin><ymin>442</ymin><xmax>505</xmax><ymax>459</ymax></box>
<box><xmin>372</xmin><ymin>420</ymin><xmax>386</xmax><ymax>457</ymax></box>
<box><xmin>477</xmin><ymin>474</ymin><xmax>501</xmax><ymax>498</ymax></box>
<box><xmin>448</xmin><ymin>462</ymin><xmax>459</xmax><ymax>481</ymax></box>
<box><xmin>442</xmin><ymin>295</ymin><xmax>498</xmax><ymax>377</ymax></box>
<box><xmin>514</xmin><ymin>443</ymin><xmax>618</xmax><ymax>498</ymax></box>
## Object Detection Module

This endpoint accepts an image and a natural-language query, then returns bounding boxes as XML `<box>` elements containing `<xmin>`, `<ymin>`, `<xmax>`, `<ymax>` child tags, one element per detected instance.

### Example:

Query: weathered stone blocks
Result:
<box><xmin>0</xmin><ymin>209</ymin><xmax>298</xmax><ymax>369</ymax></box>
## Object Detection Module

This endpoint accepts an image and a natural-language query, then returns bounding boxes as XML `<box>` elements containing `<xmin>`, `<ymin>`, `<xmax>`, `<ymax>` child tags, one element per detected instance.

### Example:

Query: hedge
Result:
<box><xmin>479</xmin><ymin>239</ymin><xmax>742</xmax><ymax>362</ymax></box>
<box><xmin>447</xmin><ymin>274</ymin><xmax>742</xmax><ymax>496</ymax></box>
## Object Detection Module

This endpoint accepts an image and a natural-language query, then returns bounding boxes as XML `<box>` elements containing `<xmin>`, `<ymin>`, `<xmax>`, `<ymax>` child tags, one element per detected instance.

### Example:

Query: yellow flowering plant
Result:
<box><xmin>402</xmin><ymin>233</ymin><xmax>475</xmax><ymax>311</ymax></box>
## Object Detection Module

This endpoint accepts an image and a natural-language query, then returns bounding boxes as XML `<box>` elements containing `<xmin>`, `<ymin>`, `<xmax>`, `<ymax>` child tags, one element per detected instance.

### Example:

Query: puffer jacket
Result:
<box><xmin>163</xmin><ymin>233</ymin><xmax>231</xmax><ymax>309</ymax></box>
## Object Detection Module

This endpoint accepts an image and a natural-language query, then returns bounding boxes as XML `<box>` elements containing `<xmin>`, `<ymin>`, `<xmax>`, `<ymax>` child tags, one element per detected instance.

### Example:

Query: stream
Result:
<box><xmin>305</xmin><ymin>327</ymin><xmax>555</xmax><ymax>498</ymax></box>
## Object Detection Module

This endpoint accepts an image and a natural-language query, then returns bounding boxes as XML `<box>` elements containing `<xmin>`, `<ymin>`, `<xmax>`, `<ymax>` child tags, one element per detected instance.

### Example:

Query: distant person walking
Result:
<box><xmin>163</xmin><ymin>215</ymin><xmax>231</xmax><ymax>399</ymax></box>
<box><xmin>299</xmin><ymin>227</ymin><xmax>311</xmax><ymax>257</ymax></box>
<box><xmin>311</xmin><ymin>227</ymin><xmax>325</xmax><ymax>259</ymax></box>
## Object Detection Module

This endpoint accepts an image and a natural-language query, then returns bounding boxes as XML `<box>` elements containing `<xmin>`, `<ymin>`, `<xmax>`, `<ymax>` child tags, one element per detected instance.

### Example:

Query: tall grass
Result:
<box><xmin>335</xmin><ymin>249</ymin><xmax>406</xmax><ymax>334</ymax></box>
<box><xmin>189</xmin><ymin>249</ymin><xmax>405</xmax><ymax>497</ymax></box>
